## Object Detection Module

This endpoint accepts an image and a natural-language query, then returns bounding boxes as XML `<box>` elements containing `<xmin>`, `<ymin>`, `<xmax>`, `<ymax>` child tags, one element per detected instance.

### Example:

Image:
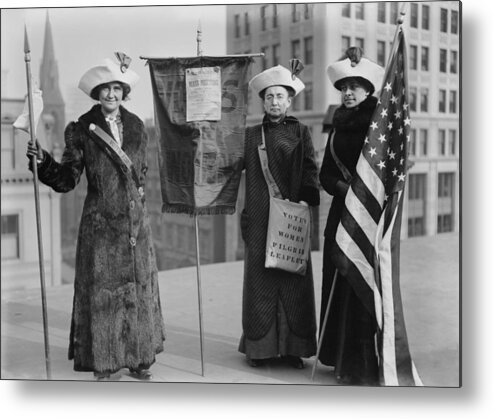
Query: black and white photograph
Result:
<box><xmin>0</xmin><ymin>0</ymin><xmax>483</xmax><ymax>417</ymax></box>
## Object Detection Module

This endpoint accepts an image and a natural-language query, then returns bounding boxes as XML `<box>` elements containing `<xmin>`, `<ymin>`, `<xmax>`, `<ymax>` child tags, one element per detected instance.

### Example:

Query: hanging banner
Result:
<box><xmin>146</xmin><ymin>56</ymin><xmax>253</xmax><ymax>215</ymax></box>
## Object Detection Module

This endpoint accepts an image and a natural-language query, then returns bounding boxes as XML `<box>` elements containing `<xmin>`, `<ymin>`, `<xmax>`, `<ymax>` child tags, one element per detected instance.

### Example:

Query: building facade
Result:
<box><xmin>1</xmin><ymin>12</ymin><xmax>66</xmax><ymax>290</ymax></box>
<box><xmin>226</xmin><ymin>1</ymin><xmax>460</xmax><ymax>250</ymax></box>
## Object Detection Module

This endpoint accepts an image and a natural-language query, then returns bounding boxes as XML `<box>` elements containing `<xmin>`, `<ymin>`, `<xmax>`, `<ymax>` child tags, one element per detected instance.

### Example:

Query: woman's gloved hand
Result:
<box><xmin>26</xmin><ymin>139</ymin><xmax>45</xmax><ymax>164</ymax></box>
<box><xmin>335</xmin><ymin>180</ymin><xmax>350</xmax><ymax>198</ymax></box>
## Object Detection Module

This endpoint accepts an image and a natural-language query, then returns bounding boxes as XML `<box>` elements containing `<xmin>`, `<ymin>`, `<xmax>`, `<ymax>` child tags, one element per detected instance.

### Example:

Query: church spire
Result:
<box><xmin>39</xmin><ymin>10</ymin><xmax>64</xmax><ymax>105</ymax></box>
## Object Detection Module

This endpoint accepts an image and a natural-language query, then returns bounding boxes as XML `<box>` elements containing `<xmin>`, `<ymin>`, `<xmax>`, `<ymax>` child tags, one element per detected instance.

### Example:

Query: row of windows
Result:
<box><xmin>408</xmin><ymin>87</ymin><xmax>457</xmax><ymax>115</ymax></box>
<box><xmin>407</xmin><ymin>172</ymin><xmax>455</xmax><ymax>236</ymax></box>
<box><xmin>234</xmin><ymin>4</ymin><xmax>313</xmax><ymax>37</ymax></box>
<box><xmin>261</xmin><ymin>36</ymin><xmax>313</xmax><ymax>70</ymax></box>
<box><xmin>410</xmin><ymin>4</ymin><xmax>459</xmax><ymax>34</ymax></box>
<box><xmin>409</xmin><ymin>44</ymin><xmax>458</xmax><ymax>74</ymax></box>
<box><xmin>408</xmin><ymin>129</ymin><xmax>457</xmax><ymax>157</ymax></box>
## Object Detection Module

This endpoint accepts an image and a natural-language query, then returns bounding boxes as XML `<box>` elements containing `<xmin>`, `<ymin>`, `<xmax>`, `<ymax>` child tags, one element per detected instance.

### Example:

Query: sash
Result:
<box><xmin>87</xmin><ymin>123</ymin><xmax>144</xmax><ymax>197</ymax></box>
<box><xmin>329</xmin><ymin>129</ymin><xmax>353</xmax><ymax>183</ymax></box>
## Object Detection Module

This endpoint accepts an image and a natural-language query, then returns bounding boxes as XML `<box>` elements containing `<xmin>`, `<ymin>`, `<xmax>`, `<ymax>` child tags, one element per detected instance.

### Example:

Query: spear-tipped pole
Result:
<box><xmin>24</xmin><ymin>25</ymin><xmax>52</xmax><ymax>380</ymax></box>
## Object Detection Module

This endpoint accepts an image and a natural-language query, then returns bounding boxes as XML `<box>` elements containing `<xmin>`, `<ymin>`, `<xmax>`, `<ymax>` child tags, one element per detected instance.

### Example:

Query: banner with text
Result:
<box><xmin>147</xmin><ymin>56</ymin><xmax>253</xmax><ymax>215</ymax></box>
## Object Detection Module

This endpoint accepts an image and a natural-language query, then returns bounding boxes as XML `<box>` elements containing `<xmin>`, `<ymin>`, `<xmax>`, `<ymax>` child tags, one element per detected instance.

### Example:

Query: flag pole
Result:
<box><xmin>382</xmin><ymin>4</ymin><xmax>407</xmax><ymax>84</ymax></box>
<box><xmin>23</xmin><ymin>25</ymin><xmax>52</xmax><ymax>380</ymax></box>
<box><xmin>311</xmin><ymin>269</ymin><xmax>337</xmax><ymax>381</ymax></box>
<box><xmin>193</xmin><ymin>20</ymin><xmax>205</xmax><ymax>377</ymax></box>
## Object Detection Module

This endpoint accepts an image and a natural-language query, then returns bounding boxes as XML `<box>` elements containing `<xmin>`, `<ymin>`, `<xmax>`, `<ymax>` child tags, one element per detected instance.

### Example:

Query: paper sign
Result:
<box><xmin>186</xmin><ymin>67</ymin><xmax>221</xmax><ymax>121</ymax></box>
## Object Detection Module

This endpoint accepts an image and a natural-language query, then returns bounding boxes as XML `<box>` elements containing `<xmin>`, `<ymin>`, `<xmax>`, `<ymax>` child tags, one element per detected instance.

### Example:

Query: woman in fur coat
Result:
<box><xmin>318</xmin><ymin>48</ymin><xmax>384</xmax><ymax>385</ymax></box>
<box><xmin>27</xmin><ymin>55</ymin><xmax>165</xmax><ymax>380</ymax></box>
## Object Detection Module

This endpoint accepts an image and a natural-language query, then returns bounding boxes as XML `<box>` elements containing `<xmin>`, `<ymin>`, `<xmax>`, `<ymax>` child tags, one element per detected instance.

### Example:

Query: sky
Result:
<box><xmin>1</xmin><ymin>3</ymin><xmax>228</xmax><ymax>121</ymax></box>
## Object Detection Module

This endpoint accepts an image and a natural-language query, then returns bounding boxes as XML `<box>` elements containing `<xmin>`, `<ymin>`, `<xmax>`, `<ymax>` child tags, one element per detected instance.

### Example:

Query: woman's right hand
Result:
<box><xmin>26</xmin><ymin>140</ymin><xmax>44</xmax><ymax>164</ymax></box>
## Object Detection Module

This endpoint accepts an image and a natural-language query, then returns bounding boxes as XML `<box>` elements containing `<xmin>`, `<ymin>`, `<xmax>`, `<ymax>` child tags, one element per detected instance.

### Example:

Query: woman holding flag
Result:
<box><xmin>318</xmin><ymin>47</ymin><xmax>384</xmax><ymax>385</ymax></box>
<box><xmin>26</xmin><ymin>54</ymin><xmax>165</xmax><ymax>381</ymax></box>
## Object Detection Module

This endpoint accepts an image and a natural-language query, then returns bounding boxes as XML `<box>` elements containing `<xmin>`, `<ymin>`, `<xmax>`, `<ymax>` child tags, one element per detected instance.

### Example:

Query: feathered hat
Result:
<box><xmin>327</xmin><ymin>47</ymin><xmax>384</xmax><ymax>94</ymax></box>
<box><xmin>249</xmin><ymin>63</ymin><xmax>305</xmax><ymax>98</ymax></box>
<box><xmin>78</xmin><ymin>52</ymin><xmax>139</xmax><ymax>98</ymax></box>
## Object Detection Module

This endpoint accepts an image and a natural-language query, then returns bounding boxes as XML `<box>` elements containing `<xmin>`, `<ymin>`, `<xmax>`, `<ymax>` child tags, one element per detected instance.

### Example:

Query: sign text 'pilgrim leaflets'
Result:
<box><xmin>265</xmin><ymin>198</ymin><xmax>311</xmax><ymax>275</ymax></box>
<box><xmin>186</xmin><ymin>67</ymin><xmax>221</xmax><ymax>121</ymax></box>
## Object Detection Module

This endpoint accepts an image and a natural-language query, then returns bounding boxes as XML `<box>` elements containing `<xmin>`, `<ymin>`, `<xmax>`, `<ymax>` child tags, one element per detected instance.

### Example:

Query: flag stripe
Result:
<box><xmin>340</xmin><ymin>203</ymin><xmax>377</xmax><ymax>267</ymax></box>
<box><xmin>334</xmin><ymin>228</ymin><xmax>382</xmax><ymax>326</ymax></box>
<box><xmin>354</xmin><ymin>159</ymin><xmax>385</xmax><ymax>219</ymax></box>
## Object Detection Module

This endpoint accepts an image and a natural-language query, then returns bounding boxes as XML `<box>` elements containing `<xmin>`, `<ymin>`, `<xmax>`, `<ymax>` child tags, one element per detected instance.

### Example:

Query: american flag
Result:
<box><xmin>332</xmin><ymin>29</ymin><xmax>422</xmax><ymax>386</ymax></box>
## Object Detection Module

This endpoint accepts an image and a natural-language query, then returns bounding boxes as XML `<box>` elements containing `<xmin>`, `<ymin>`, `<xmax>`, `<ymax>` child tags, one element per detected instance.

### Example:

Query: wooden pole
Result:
<box><xmin>194</xmin><ymin>21</ymin><xmax>205</xmax><ymax>377</ymax></box>
<box><xmin>24</xmin><ymin>25</ymin><xmax>52</xmax><ymax>380</ymax></box>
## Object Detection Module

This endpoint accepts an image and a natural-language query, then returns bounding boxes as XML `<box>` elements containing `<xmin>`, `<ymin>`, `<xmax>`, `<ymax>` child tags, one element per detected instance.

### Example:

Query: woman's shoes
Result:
<box><xmin>94</xmin><ymin>372</ymin><xmax>111</xmax><ymax>381</ymax></box>
<box><xmin>129</xmin><ymin>367</ymin><xmax>153</xmax><ymax>380</ymax></box>
<box><xmin>282</xmin><ymin>355</ymin><xmax>305</xmax><ymax>369</ymax></box>
<box><xmin>246</xmin><ymin>357</ymin><xmax>265</xmax><ymax>368</ymax></box>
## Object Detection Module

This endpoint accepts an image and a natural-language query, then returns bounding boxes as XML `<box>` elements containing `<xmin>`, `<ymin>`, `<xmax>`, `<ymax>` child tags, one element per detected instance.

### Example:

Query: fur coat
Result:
<box><xmin>35</xmin><ymin>104</ymin><xmax>165</xmax><ymax>374</ymax></box>
<box><xmin>240</xmin><ymin>115</ymin><xmax>320</xmax><ymax>348</ymax></box>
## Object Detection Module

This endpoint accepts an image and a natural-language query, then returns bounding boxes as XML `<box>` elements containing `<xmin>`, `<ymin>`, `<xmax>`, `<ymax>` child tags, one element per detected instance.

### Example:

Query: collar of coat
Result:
<box><xmin>332</xmin><ymin>95</ymin><xmax>378</xmax><ymax>131</ymax></box>
<box><xmin>78</xmin><ymin>104</ymin><xmax>144</xmax><ymax>149</ymax></box>
<box><xmin>262</xmin><ymin>113</ymin><xmax>299</xmax><ymax>127</ymax></box>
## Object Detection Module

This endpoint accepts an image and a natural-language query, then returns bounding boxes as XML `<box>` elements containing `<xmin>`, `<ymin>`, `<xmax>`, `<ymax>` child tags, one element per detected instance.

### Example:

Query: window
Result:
<box><xmin>390</xmin><ymin>2</ymin><xmax>398</xmax><ymax>24</ymax></box>
<box><xmin>304</xmin><ymin>36</ymin><xmax>313</xmax><ymax>65</ymax></box>
<box><xmin>451</xmin><ymin>10</ymin><xmax>459</xmax><ymax>34</ymax></box>
<box><xmin>449</xmin><ymin>90</ymin><xmax>457</xmax><ymax>113</ymax></box>
<box><xmin>421</xmin><ymin>46</ymin><xmax>429</xmax><ymax>71</ymax></box>
<box><xmin>342</xmin><ymin>3</ymin><xmax>350</xmax><ymax>18</ymax></box>
<box><xmin>234</xmin><ymin>14</ymin><xmax>240</xmax><ymax>38</ymax></box>
<box><xmin>440</xmin><ymin>49</ymin><xmax>447</xmax><ymax>73</ymax></box>
<box><xmin>355</xmin><ymin>37</ymin><xmax>364</xmax><ymax>51</ymax></box>
<box><xmin>450</xmin><ymin>50</ymin><xmax>458</xmax><ymax>74</ymax></box>
<box><xmin>244</xmin><ymin>13</ymin><xmax>250</xmax><ymax>36</ymax></box>
<box><xmin>260</xmin><ymin>6</ymin><xmax>267</xmax><ymax>31</ymax></box>
<box><xmin>439</xmin><ymin>129</ymin><xmax>446</xmax><ymax>155</ymax></box>
<box><xmin>355</xmin><ymin>3</ymin><xmax>365</xmax><ymax>20</ymax></box>
<box><xmin>304</xmin><ymin>4</ymin><xmax>311</xmax><ymax>19</ymax></box>
<box><xmin>304</xmin><ymin>82</ymin><xmax>313</xmax><ymax>110</ymax></box>
<box><xmin>422</xmin><ymin>5</ymin><xmax>430</xmax><ymax>29</ymax></box>
<box><xmin>409</xmin><ymin>129</ymin><xmax>417</xmax><ymax>156</ymax></box>
<box><xmin>341</xmin><ymin>36</ymin><xmax>351</xmax><ymax>54</ymax></box>
<box><xmin>272</xmin><ymin>44</ymin><xmax>280</xmax><ymax>67</ymax></box>
<box><xmin>410</xmin><ymin>3</ymin><xmax>418</xmax><ymax>28</ymax></box>
<box><xmin>272</xmin><ymin>4</ymin><xmax>278</xmax><ymax>28</ymax></box>
<box><xmin>291</xmin><ymin>40</ymin><xmax>301</xmax><ymax>59</ymax></box>
<box><xmin>409</xmin><ymin>87</ymin><xmax>417</xmax><ymax>112</ymax></box>
<box><xmin>1</xmin><ymin>214</ymin><xmax>20</xmax><ymax>260</ymax></box>
<box><xmin>440</xmin><ymin>8</ymin><xmax>448</xmax><ymax>32</ymax></box>
<box><xmin>419</xmin><ymin>129</ymin><xmax>428</xmax><ymax>156</ymax></box>
<box><xmin>1</xmin><ymin>124</ymin><xmax>15</xmax><ymax>170</ymax></box>
<box><xmin>377</xmin><ymin>41</ymin><xmax>386</xmax><ymax>66</ymax></box>
<box><xmin>439</xmin><ymin>90</ymin><xmax>446</xmax><ymax>113</ymax></box>
<box><xmin>420</xmin><ymin>88</ymin><xmax>429</xmax><ymax>113</ymax></box>
<box><xmin>449</xmin><ymin>130</ymin><xmax>457</xmax><ymax>156</ymax></box>
<box><xmin>292</xmin><ymin>4</ymin><xmax>300</xmax><ymax>23</ymax></box>
<box><xmin>410</xmin><ymin>45</ymin><xmax>417</xmax><ymax>70</ymax></box>
<box><xmin>437</xmin><ymin>173</ymin><xmax>455</xmax><ymax>233</ymax></box>
<box><xmin>261</xmin><ymin>46</ymin><xmax>269</xmax><ymax>70</ymax></box>
<box><xmin>377</xmin><ymin>3</ymin><xmax>386</xmax><ymax>23</ymax></box>
<box><xmin>407</xmin><ymin>174</ymin><xmax>427</xmax><ymax>237</ymax></box>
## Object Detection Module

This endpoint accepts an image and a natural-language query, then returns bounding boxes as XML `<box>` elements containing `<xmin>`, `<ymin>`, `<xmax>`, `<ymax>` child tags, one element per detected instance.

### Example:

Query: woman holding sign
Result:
<box><xmin>239</xmin><ymin>64</ymin><xmax>320</xmax><ymax>369</ymax></box>
<box><xmin>318</xmin><ymin>47</ymin><xmax>384</xmax><ymax>385</ymax></box>
<box><xmin>27</xmin><ymin>54</ymin><xmax>165</xmax><ymax>381</ymax></box>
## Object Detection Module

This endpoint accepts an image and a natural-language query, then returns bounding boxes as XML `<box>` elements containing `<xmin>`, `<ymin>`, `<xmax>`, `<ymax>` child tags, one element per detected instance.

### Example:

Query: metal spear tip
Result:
<box><xmin>24</xmin><ymin>25</ymin><xmax>30</xmax><ymax>54</ymax></box>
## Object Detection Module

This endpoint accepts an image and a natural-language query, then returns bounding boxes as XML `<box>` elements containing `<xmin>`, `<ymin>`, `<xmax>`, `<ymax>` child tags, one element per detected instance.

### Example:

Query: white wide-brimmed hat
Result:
<box><xmin>78</xmin><ymin>56</ymin><xmax>140</xmax><ymax>98</ymax></box>
<box><xmin>327</xmin><ymin>56</ymin><xmax>384</xmax><ymax>94</ymax></box>
<box><xmin>249</xmin><ymin>65</ymin><xmax>305</xmax><ymax>97</ymax></box>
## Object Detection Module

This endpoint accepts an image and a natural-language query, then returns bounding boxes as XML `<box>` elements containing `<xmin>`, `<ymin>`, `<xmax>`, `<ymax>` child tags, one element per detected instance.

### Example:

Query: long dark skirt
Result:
<box><xmin>319</xmin><ymin>238</ymin><xmax>379</xmax><ymax>385</ymax></box>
